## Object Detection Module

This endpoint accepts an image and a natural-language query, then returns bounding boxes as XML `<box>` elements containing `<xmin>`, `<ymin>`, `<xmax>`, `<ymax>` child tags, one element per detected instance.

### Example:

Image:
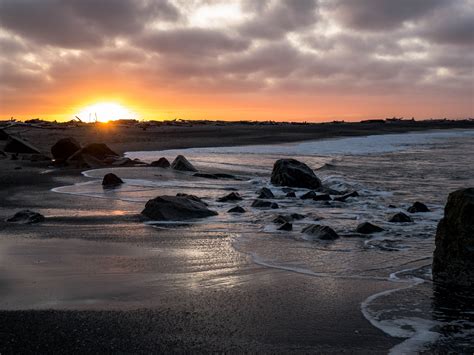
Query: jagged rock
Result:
<box><xmin>333</xmin><ymin>191</ymin><xmax>359</xmax><ymax>202</ymax></box>
<box><xmin>171</xmin><ymin>155</ymin><xmax>197</xmax><ymax>172</ymax></box>
<box><xmin>51</xmin><ymin>137</ymin><xmax>81</xmax><ymax>161</ymax></box>
<box><xmin>278</xmin><ymin>222</ymin><xmax>293</xmax><ymax>231</ymax></box>
<box><xmin>228</xmin><ymin>206</ymin><xmax>246</xmax><ymax>213</ymax></box>
<box><xmin>7</xmin><ymin>210</ymin><xmax>45</xmax><ymax>224</ymax></box>
<box><xmin>302</xmin><ymin>225</ymin><xmax>339</xmax><ymax>240</ymax></box>
<box><xmin>407</xmin><ymin>202</ymin><xmax>430</xmax><ymax>213</ymax></box>
<box><xmin>151</xmin><ymin>157</ymin><xmax>170</xmax><ymax>168</ymax></box>
<box><xmin>271</xmin><ymin>159</ymin><xmax>322</xmax><ymax>189</ymax></box>
<box><xmin>141</xmin><ymin>195</ymin><xmax>217</xmax><ymax>221</ymax></box>
<box><xmin>257</xmin><ymin>187</ymin><xmax>274</xmax><ymax>199</ymax></box>
<box><xmin>356</xmin><ymin>222</ymin><xmax>384</xmax><ymax>234</ymax></box>
<box><xmin>251</xmin><ymin>199</ymin><xmax>279</xmax><ymax>209</ymax></box>
<box><xmin>432</xmin><ymin>188</ymin><xmax>474</xmax><ymax>287</ymax></box>
<box><xmin>300</xmin><ymin>191</ymin><xmax>317</xmax><ymax>200</ymax></box>
<box><xmin>102</xmin><ymin>173</ymin><xmax>123</xmax><ymax>187</ymax></box>
<box><xmin>286</xmin><ymin>191</ymin><xmax>296</xmax><ymax>198</ymax></box>
<box><xmin>217</xmin><ymin>192</ymin><xmax>242</xmax><ymax>202</ymax></box>
<box><xmin>4</xmin><ymin>136</ymin><xmax>41</xmax><ymax>154</ymax></box>
<box><xmin>389</xmin><ymin>212</ymin><xmax>413</xmax><ymax>223</ymax></box>
<box><xmin>313</xmin><ymin>193</ymin><xmax>331</xmax><ymax>201</ymax></box>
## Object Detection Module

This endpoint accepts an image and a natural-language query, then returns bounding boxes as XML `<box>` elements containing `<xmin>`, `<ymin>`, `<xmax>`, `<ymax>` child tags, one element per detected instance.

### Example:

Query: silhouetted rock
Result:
<box><xmin>278</xmin><ymin>222</ymin><xmax>293</xmax><ymax>231</ymax></box>
<box><xmin>4</xmin><ymin>136</ymin><xmax>41</xmax><ymax>154</ymax></box>
<box><xmin>271</xmin><ymin>159</ymin><xmax>322</xmax><ymax>189</ymax></box>
<box><xmin>141</xmin><ymin>195</ymin><xmax>217</xmax><ymax>221</ymax></box>
<box><xmin>171</xmin><ymin>155</ymin><xmax>197</xmax><ymax>172</ymax></box>
<box><xmin>333</xmin><ymin>191</ymin><xmax>359</xmax><ymax>202</ymax></box>
<box><xmin>102</xmin><ymin>173</ymin><xmax>123</xmax><ymax>187</ymax></box>
<box><xmin>217</xmin><ymin>192</ymin><xmax>242</xmax><ymax>202</ymax></box>
<box><xmin>407</xmin><ymin>201</ymin><xmax>430</xmax><ymax>213</ymax></box>
<box><xmin>251</xmin><ymin>199</ymin><xmax>279</xmax><ymax>209</ymax></box>
<box><xmin>176</xmin><ymin>193</ymin><xmax>208</xmax><ymax>205</ymax></box>
<box><xmin>228</xmin><ymin>206</ymin><xmax>246</xmax><ymax>213</ymax></box>
<box><xmin>51</xmin><ymin>137</ymin><xmax>81</xmax><ymax>161</ymax></box>
<box><xmin>7</xmin><ymin>210</ymin><xmax>45</xmax><ymax>224</ymax></box>
<box><xmin>389</xmin><ymin>212</ymin><xmax>413</xmax><ymax>223</ymax></box>
<box><xmin>356</xmin><ymin>222</ymin><xmax>384</xmax><ymax>234</ymax></box>
<box><xmin>313</xmin><ymin>193</ymin><xmax>331</xmax><ymax>201</ymax></box>
<box><xmin>432</xmin><ymin>188</ymin><xmax>474</xmax><ymax>287</ymax></box>
<box><xmin>300</xmin><ymin>191</ymin><xmax>317</xmax><ymax>200</ymax></box>
<box><xmin>302</xmin><ymin>225</ymin><xmax>339</xmax><ymax>240</ymax></box>
<box><xmin>286</xmin><ymin>191</ymin><xmax>296</xmax><ymax>198</ymax></box>
<box><xmin>150</xmin><ymin>157</ymin><xmax>170</xmax><ymax>168</ymax></box>
<box><xmin>257</xmin><ymin>187</ymin><xmax>274</xmax><ymax>199</ymax></box>
<box><xmin>68</xmin><ymin>143</ymin><xmax>118</xmax><ymax>166</ymax></box>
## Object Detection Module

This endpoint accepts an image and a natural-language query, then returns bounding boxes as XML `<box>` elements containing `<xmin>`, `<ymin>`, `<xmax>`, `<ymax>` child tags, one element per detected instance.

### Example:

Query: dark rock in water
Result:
<box><xmin>102</xmin><ymin>173</ymin><xmax>124</xmax><ymax>187</ymax></box>
<box><xmin>214</xmin><ymin>173</ymin><xmax>237</xmax><ymax>179</ymax></box>
<box><xmin>150</xmin><ymin>157</ymin><xmax>170</xmax><ymax>168</ymax></box>
<box><xmin>257</xmin><ymin>187</ymin><xmax>274</xmax><ymax>199</ymax></box>
<box><xmin>51</xmin><ymin>137</ymin><xmax>81</xmax><ymax>161</ymax></box>
<box><xmin>291</xmin><ymin>213</ymin><xmax>305</xmax><ymax>220</ymax></box>
<box><xmin>141</xmin><ymin>195</ymin><xmax>217</xmax><ymax>221</ymax></box>
<box><xmin>286</xmin><ymin>191</ymin><xmax>296</xmax><ymax>198</ymax></box>
<box><xmin>194</xmin><ymin>173</ymin><xmax>218</xmax><ymax>179</ymax></box>
<box><xmin>176</xmin><ymin>193</ymin><xmax>208</xmax><ymax>205</ymax></box>
<box><xmin>317</xmin><ymin>186</ymin><xmax>344</xmax><ymax>195</ymax></box>
<box><xmin>432</xmin><ymin>188</ymin><xmax>474</xmax><ymax>287</ymax></box>
<box><xmin>302</xmin><ymin>225</ymin><xmax>339</xmax><ymax>240</ymax></box>
<box><xmin>251</xmin><ymin>199</ymin><xmax>279</xmax><ymax>209</ymax></box>
<box><xmin>407</xmin><ymin>201</ymin><xmax>430</xmax><ymax>213</ymax></box>
<box><xmin>388</xmin><ymin>204</ymin><xmax>397</xmax><ymax>208</ymax></box>
<box><xmin>218</xmin><ymin>192</ymin><xmax>242</xmax><ymax>202</ymax></box>
<box><xmin>333</xmin><ymin>191</ymin><xmax>359</xmax><ymax>202</ymax></box>
<box><xmin>389</xmin><ymin>212</ymin><xmax>413</xmax><ymax>223</ymax></box>
<box><xmin>271</xmin><ymin>159</ymin><xmax>322</xmax><ymax>189</ymax></box>
<box><xmin>313</xmin><ymin>193</ymin><xmax>331</xmax><ymax>201</ymax></box>
<box><xmin>278</xmin><ymin>222</ymin><xmax>293</xmax><ymax>231</ymax></box>
<box><xmin>4</xmin><ymin>136</ymin><xmax>41</xmax><ymax>154</ymax></box>
<box><xmin>300</xmin><ymin>191</ymin><xmax>317</xmax><ymax>200</ymax></box>
<box><xmin>282</xmin><ymin>188</ymin><xmax>295</xmax><ymax>193</ymax></box>
<box><xmin>273</xmin><ymin>215</ymin><xmax>291</xmax><ymax>224</ymax></box>
<box><xmin>356</xmin><ymin>222</ymin><xmax>384</xmax><ymax>234</ymax></box>
<box><xmin>171</xmin><ymin>155</ymin><xmax>197</xmax><ymax>172</ymax></box>
<box><xmin>228</xmin><ymin>206</ymin><xmax>246</xmax><ymax>213</ymax></box>
<box><xmin>7</xmin><ymin>210</ymin><xmax>45</xmax><ymax>224</ymax></box>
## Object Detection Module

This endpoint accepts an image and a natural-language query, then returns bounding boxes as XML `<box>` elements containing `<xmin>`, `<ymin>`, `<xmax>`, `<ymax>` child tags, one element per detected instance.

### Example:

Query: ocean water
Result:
<box><xmin>53</xmin><ymin>129</ymin><xmax>474</xmax><ymax>353</ymax></box>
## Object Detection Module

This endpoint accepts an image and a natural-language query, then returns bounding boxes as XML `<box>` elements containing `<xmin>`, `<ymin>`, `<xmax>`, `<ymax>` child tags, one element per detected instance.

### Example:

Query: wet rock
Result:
<box><xmin>313</xmin><ymin>193</ymin><xmax>331</xmax><ymax>201</ymax></box>
<box><xmin>7</xmin><ymin>210</ymin><xmax>45</xmax><ymax>224</ymax></box>
<box><xmin>286</xmin><ymin>191</ymin><xmax>296</xmax><ymax>198</ymax></box>
<box><xmin>109</xmin><ymin>157</ymin><xmax>136</xmax><ymax>167</ymax></box>
<box><xmin>228</xmin><ymin>206</ymin><xmax>246</xmax><ymax>213</ymax></box>
<box><xmin>356</xmin><ymin>222</ymin><xmax>384</xmax><ymax>234</ymax></box>
<box><xmin>194</xmin><ymin>173</ymin><xmax>218</xmax><ymax>179</ymax></box>
<box><xmin>171</xmin><ymin>155</ymin><xmax>197</xmax><ymax>172</ymax></box>
<box><xmin>407</xmin><ymin>201</ymin><xmax>430</xmax><ymax>213</ymax></box>
<box><xmin>271</xmin><ymin>159</ymin><xmax>322</xmax><ymax>189</ymax></box>
<box><xmin>300</xmin><ymin>191</ymin><xmax>317</xmax><ymax>200</ymax></box>
<box><xmin>176</xmin><ymin>193</ymin><xmax>208</xmax><ymax>205</ymax></box>
<box><xmin>150</xmin><ymin>157</ymin><xmax>170</xmax><ymax>168</ymax></box>
<box><xmin>291</xmin><ymin>213</ymin><xmax>306</xmax><ymax>220</ymax></box>
<box><xmin>388</xmin><ymin>212</ymin><xmax>413</xmax><ymax>223</ymax></box>
<box><xmin>333</xmin><ymin>191</ymin><xmax>359</xmax><ymax>202</ymax></box>
<box><xmin>388</xmin><ymin>204</ymin><xmax>397</xmax><ymax>208</ymax></box>
<box><xmin>278</xmin><ymin>222</ymin><xmax>293</xmax><ymax>231</ymax></box>
<box><xmin>217</xmin><ymin>192</ymin><xmax>242</xmax><ymax>202</ymax></box>
<box><xmin>282</xmin><ymin>188</ymin><xmax>295</xmax><ymax>193</ymax></box>
<box><xmin>302</xmin><ymin>225</ymin><xmax>339</xmax><ymax>240</ymax></box>
<box><xmin>4</xmin><ymin>136</ymin><xmax>41</xmax><ymax>154</ymax></box>
<box><xmin>251</xmin><ymin>199</ymin><xmax>279</xmax><ymax>209</ymax></box>
<box><xmin>141</xmin><ymin>195</ymin><xmax>217</xmax><ymax>221</ymax></box>
<box><xmin>273</xmin><ymin>215</ymin><xmax>291</xmax><ymax>224</ymax></box>
<box><xmin>257</xmin><ymin>187</ymin><xmax>274</xmax><ymax>199</ymax></box>
<box><xmin>51</xmin><ymin>137</ymin><xmax>81</xmax><ymax>161</ymax></box>
<box><xmin>214</xmin><ymin>173</ymin><xmax>237</xmax><ymax>179</ymax></box>
<box><xmin>432</xmin><ymin>188</ymin><xmax>474</xmax><ymax>287</ymax></box>
<box><xmin>102</xmin><ymin>173</ymin><xmax>123</xmax><ymax>187</ymax></box>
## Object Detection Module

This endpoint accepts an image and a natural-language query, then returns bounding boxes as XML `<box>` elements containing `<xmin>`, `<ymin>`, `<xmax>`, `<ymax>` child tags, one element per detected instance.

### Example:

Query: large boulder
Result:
<box><xmin>171</xmin><ymin>155</ymin><xmax>197</xmax><ymax>172</ymax></box>
<box><xmin>102</xmin><ymin>173</ymin><xmax>123</xmax><ymax>187</ymax></box>
<box><xmin>407</xmin><ymin>201</ymin><xmax>430</xmax><ymax>213</ymax></box>
<box><xmin>7</xmin><ymin>210</ymin><xmax>45</xmax><ymax>224</ymax></box>
<box><xmin>141</xmin><ymin>195</ymin><xmax>217</xmax><ymax>221</ymax></box>
<box><xmin>432</xmin><ymin>188</ymin><xmax>474</xmax><ymax>287</ymax></box>
<box><xmin>271</xmin><ymin>159</ymin><xmax>321</xmax><ymax>189</ymax></box>
<box><xmin>356</xmin><ymin>222</ymin><xmax>384</xmax><ymax>234</ymax></box>
<box><xmin>302</xmin><ymin>225</ymin><xmax>339</xmax><ymax>240</ymax></box>
<box><xmin>51</xmin><ymin>137</ymin><xmax>81</xmax><ymax>161</ymax></box>
<box><xmin>68</xmin><ymin>143</ymin><xmax>118</xmax><ymax>166</ymax></box>
<box><xmin>151</xmin><ymin>157</ymin><xmax>170</xmax><ymax>168</ymax></box>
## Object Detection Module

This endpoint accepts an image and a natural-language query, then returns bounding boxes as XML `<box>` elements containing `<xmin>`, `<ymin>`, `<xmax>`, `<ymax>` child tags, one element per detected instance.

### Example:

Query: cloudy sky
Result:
<box><xmin>0</xmin><ymin>0</ymin><xmax>473</xmax><ymax>121</ymax></box>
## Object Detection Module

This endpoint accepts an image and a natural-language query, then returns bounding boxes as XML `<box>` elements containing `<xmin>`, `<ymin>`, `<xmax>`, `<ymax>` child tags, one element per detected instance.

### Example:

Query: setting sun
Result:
<box><xmin>75</xmin><ymin>102</ymin><xmax>137</xmax><ymax>123</ymax></box>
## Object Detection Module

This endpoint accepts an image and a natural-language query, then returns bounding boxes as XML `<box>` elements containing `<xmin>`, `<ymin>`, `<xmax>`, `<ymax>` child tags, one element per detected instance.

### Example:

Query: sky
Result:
<box><xmin>0</xmin><ymin>0</ymin><xmax>473</xmax><ymax>122</ymax></box>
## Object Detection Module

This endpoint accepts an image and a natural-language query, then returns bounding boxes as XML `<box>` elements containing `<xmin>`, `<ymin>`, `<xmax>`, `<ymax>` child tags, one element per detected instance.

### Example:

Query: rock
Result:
<box><xmin>228</xmin><ymin>206</ymin><xmax>246</xmax><ymax>213</ymax></box>
<box><xmin>171</xmin><ymin>155</ymin><xmax>197</xmax><ymax>172</ymax></box>
<box><xmin>213</xmin><ymin>173</ymin><xmax>237</xmax><ymax>179</ymax></box>
<box><xmin>313</xmin><ymin>193</ymin><xmax>331</xmax><ymax>201</ymax></box>
<box><xmin>388</xmin><ymin>212</ymin><xmax>413</xmax><ymax>223</ymax></box>
<box><xmin>51</xmin><ymin>137</ymin><xmax>81</xmax><ymax>161</ymax></box>
<box><xmin>333</xmin><ymin>191</ymin><xmax>359</xmax><ymax>202</ymax></box>
<box><xmin>4</xmin><ymin>136</ymin><xmax>41</xmax><ymax>154</ymax></box>
<box><xmin>273</xmin><ymin>215</ymin><xmax>291</xmax><ymax>224</ymax></box>
<box><xmin>194</xmin><ymin>173</ymin><xmax>218</xmax><ymax>179</ymax></box>
<box><xmin>291</xmin><ymin>213</ymin><xmax>306</xmax><ymax>220</ymax></box>
<box><xmin>271</xmin><ymin>159</ymin><xmax>322</xmax><ymax>189</ymax></box>
<box><xmin>282</xmin><ymin>188</ymin><xmax>295</xmax><ymax>193</ymax></box>
<box><xmin>110</xmin><ymin>157</ymin><xmax>136</xmax><ymax>167</ymax></box>
<box><xmin>150</xmin><ymin>157</ymin><xmax>170</xmax><ymax>168</ymax></box>
<box><xmin>257</xmin><ymin>187</ymin><xmax>274</xmax><ymax>199</ymax></box>
<box><xmin>302</xmin><ymin>225</ymin><xmax>339</xmax><ymax>240</ymax></box>
<box><xmin>7</xmin><ymin>210</ymin><xmax>45</xmax><ymax>224</ymax></box>
<box><xmin>68</xmin><ymin>143</ymin><xmax>119</xmax><ymax>165</ymax></box>
<box><xmin>251</xmin><ymin>199</ymin><xmax>279</xmax><ymax>209</ymax></box>
<box><xmin>432</xmin><ymin>188</ymin><xmax>474</xmax><ymax>287</ymax></box>
<box><xmin>176</xmin><ymin>193</ymin><xmax>208</xmax><ymax>205</ymax></box>
<box><xmin>286</xmin><ymin>191</ymin><xmax>296</xmax><ymax>198</ymax></box>
<box><xmin>407</xmin><ymin>201</ymin><xmax>430</xmax><ymax>213</ymax></box>
<box><xmin>102</xmin><ymin>173</ymin><xmax>124</xmax><ymax>187</ymax></box>
<box><xmin>29</xmin><ymin>154</ymin><xmax>50</xmax><ymax>162</ymax></box>
<box><xmin>217</xmin><ymin>192</ymin><xmax>242</xmax><ymax>202</ymax></box>
<box><xmin>0</xmin><ymin>128</ymin><xmax>9</xmax><ymax>140</ymax></box>
<box><xmin>278</xmin><ymin>222</ymin><xmax>293</xmax><ymax>231</ymax></box>
<box><xmin>141</xmin><ymin>195</ymin><xmax>217</xmax><ymax>221</ymax></box>
<box><xmin>356</xmin><ymin>222</ymin><xmax>384</xmax><ymax>234</ymax></box>
<box><xmin>300</xmin><ymin>191</ymin><xmax>317</xmax><ymax>200</ymax></box>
